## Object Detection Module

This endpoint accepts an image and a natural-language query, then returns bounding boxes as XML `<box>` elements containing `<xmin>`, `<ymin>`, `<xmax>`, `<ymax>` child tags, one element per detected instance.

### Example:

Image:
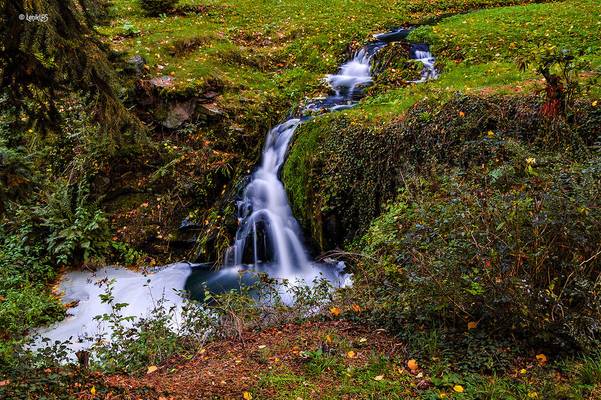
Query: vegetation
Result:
<box><xmin>0</xmin><ymin>0</ymin><xmax>600</xmax><ymax>398</ymax></box>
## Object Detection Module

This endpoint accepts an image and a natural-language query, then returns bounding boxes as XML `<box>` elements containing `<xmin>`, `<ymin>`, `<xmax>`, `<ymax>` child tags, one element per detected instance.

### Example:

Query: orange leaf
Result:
<box><xmin>407</xmin><ymin>359</ymin><xmax>419</xmax><ymax>371</ymax></box>
<box><xmin>536</xmin><ymin>354</ymin><xmax>548</xmax><ymax>365</ymax></box>
<box><xmin>329</xmin><ymin>306</ymin><xmax>341</xmax><ymax>317</ymax></box>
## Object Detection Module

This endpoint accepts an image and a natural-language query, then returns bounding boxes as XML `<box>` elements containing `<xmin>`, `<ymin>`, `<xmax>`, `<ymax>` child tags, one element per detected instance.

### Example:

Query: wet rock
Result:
<box><xmin>149</xmin><ymin>75</ymin><xmax>175</xmax><ymax>88</ymax></box>
<box><xmin>126</xmin><ymin>55</ymin><xmax>146</xmax><ymax>75</ymax></box>
<box><xmin>161</xmin><ymin>100</ymin><xmax>196</xmax><ymax>129</ymax></box>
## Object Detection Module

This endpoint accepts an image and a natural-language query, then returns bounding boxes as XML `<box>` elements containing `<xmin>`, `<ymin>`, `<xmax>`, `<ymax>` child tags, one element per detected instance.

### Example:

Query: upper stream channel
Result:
<box><xmin>38</xmin><ymin>29</ymin><xmax>437</xmax><ymax>352</ymax></box>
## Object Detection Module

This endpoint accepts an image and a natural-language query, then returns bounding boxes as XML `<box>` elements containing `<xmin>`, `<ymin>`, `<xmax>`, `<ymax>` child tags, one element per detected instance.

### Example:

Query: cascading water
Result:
<box><xmin>410</xmin><ymin>43</ymin><xmax>439</xmax><ymax>82</ymax></box>
<box><xmin>37</xmin><ymin>28</ymin><xmax>438</xmax><ymax>350</ymax></box>
<box><xmin>224</xmin><ymin>118</ymin><xmax>308</xmax><ymax>274</ymax></box>
<box><xmin>220</xmin><ymin>41</ymin><xmax>387</xmax><ymax>280</ymax></box>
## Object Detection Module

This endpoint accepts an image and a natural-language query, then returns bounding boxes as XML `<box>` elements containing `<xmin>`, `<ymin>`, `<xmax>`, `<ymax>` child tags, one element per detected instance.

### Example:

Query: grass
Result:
<box><xmin>345</xmin><ymin>0</ymin><xmax>601</xmax><ymax>121</ymax></box>
<box><xmin>253</xmin><ymin>349</ymin><xmax>601</xmax><ymax>399</ymax></box>
<box><xmin>100</xmin><ymin>0</ymin><xmax>555</xmax><ymax>109</ymax></box>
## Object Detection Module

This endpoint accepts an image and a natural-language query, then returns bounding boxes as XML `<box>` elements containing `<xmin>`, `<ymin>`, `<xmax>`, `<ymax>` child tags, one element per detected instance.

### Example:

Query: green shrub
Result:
<box><xmin>138</xmin><ymin>0</ymin><xmax>178</xmax><ymax>16</ymax></box>
<box><xmin>34</xmin><ymin>181</ymin><xmax>111</xmax><ymax>266</ymax></box>
<box><xmin>354</xmin><ymin>155</ymin><xmax>601</xmax><ymax>353</ymax></box>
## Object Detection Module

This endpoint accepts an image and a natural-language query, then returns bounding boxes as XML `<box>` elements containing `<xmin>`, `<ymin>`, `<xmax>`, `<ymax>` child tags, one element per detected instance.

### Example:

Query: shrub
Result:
<box><xmin>139</xmin><ymin>0</ymin><xmax>178</xmax><ymax>16</ymax></box>
<box><xmin>34</xmin><ymin>180</ymin><xmax>111</xmax><ymax>266</ymax></box>
<box><xmin>354</xmin><ymin>155</ymin><xmax>601</xmax><ymax>353</ymax></box>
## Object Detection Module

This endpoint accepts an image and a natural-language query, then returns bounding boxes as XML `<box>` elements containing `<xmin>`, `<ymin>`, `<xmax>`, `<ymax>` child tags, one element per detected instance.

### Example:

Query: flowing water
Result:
<box><xmin>37</xmin><ymin>29</ymin><xmax>437</xmax><ymax>350</ymax></box>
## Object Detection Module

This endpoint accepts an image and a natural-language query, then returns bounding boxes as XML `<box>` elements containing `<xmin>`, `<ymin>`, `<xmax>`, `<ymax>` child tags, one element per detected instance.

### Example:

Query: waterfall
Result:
<box><xmin>223</xmin><ymin>43</ymin><xmax>386</xmax><ymax>276</ymax></box>
<box><xmin>37</xmin><ymin>29</ymin><xmax>439</xmax><ymax>351</ymax></box>
<box><xmin>410</xmin><ymin>43</ymin><xmax>439</xmax><ymax>82</ymax></box>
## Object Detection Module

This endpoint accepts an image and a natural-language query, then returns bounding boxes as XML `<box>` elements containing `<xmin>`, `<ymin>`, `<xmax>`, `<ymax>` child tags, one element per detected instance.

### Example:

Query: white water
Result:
<box><xmin>37</xmin><ymin>32</ymin><xmax>436</xmax><ymax>352</ymax></box>
<box><xmin>410</xmin><ymin>45</ymin><xmax>438</xmax><ymax>82</ymax></box>
<box><xmin>35</xmin><ymin>263</ymin><xmax>191</xmax><ymax>352</ymax></box>
<box><xmin>224</xmin><ymin>44</ymin><xmax>384</xmax><ymax>278</ymax></box>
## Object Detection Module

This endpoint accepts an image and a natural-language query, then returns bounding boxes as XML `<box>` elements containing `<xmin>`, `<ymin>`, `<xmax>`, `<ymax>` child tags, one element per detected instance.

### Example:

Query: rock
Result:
<box><xmin>149</xmin><ymin>75</ymin><xmax>175</xmax><ymax>88</ymax></box>
<box><xmin>126</xmin><ymin>55</ymin><xmax>146</xmax><ymax>75</ymax></box>
<box><xmin>161</xmin><ymin>100</ymin><xmax>196</xmax><ymax>129</ymax></box>
<box><xmin>198</xmin><ymin>103</ymin><xmax>223</xmax><ymax>117</ymax></box>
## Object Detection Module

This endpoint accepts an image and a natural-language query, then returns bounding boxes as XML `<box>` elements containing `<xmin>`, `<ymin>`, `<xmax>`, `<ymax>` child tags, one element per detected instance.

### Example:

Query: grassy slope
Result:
<box><xmin>359</xmin><ymin>0</ymin><xmax>601</xmax><ymax>120</ymax></box>
<box><xmin>101</xmin><ymin>0</ymin><xmax>554</xmax><ymax>105</ymax></box>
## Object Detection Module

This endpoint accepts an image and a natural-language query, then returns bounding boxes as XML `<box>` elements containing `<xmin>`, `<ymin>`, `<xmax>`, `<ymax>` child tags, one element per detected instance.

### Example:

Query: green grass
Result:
<box><xmin>100</xmin><ymin>0</ymin><xmax>554</xmax><ymax>110</ymax></box>
<box><xmin>346</xmin><ymin>0</ymin><xmax>601</xmax><ymax>121</ymax></box>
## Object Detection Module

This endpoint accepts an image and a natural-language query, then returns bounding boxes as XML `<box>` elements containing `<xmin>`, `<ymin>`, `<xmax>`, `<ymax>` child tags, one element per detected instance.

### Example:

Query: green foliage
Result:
<box><xmin>138</xmin><ymin>0</ymin><xmax>178</xmax><ymax>16</ymax></box>
<box><xmin>355</xmin><ymin>155</ymin><xmax>600</xmax><ymax>353</ymax></box>
<box><xmin>89</xmin><ymin>279</ymin><xmax>211</xmax><ymax>374</ymax></box>
<box><xmin>33</xmin><ymin>181</ymin><xmax>111</xmax><ymax>266</ymax></box>
<box><xmin>0</xmin><ymin>141</ymin><xmax>33</xmax><ymax>214</ymax></box>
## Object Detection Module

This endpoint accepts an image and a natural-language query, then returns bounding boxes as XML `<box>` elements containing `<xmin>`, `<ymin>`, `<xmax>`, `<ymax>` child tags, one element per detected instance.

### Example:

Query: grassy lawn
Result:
<box><xmin>100</xmin><ymin>0</ymin><xmax>554</xmax><ymax>106</ymax></box>
<box><xmin>352</xmin><ymin>0</ymin><xmax>600</xmax><ymax>120</ymax></box>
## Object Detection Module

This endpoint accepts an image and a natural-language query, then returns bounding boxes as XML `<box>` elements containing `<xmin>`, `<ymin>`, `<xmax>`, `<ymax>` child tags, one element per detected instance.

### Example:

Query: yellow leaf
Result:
<box><xmin>439</xmin><ymin>393</ymin><xmax>447</xmax><ymax>399</ymax></box>
<box><xmin>593</xmin><ymin>100</ymin><xmax>598</xmax><ymax>107</ymax></box>
<box><xmin>467</xmin><ymin>321</ymin><xmax>478</xmax><ymax>330</ymax></box>
<box><xmin>374</xmin><ymin>375</ymin><xmax>384</xmax><ymax>381</ymax></box>
<box><xmin>459</xmin><ymin>111</ymin><xmax>465</xmax><ymax>117</ymax></box>
<box><xmin>243</xmin><ymin>391</ymin><xmax>253</xmax><ymax>400</ymax></box>
<box><xmin>453</xmin><ymin>385</ymin><xmax>464</xmax><ymax>393</ymax></box>
<box><xmin>487</xmin><ymin>130</ymin><xmax>495</xmax><ymax>138</ymax></box>
<box><xmin>359</xmin><ymin>337</ymin><xmax>368</xmax><ymax>343</ymax></box>
<box><xmin>528</xmin><ymin>392</ymin><xmax>539</xmax><ymax>398</ymax></box>
<box><xmin>325</xmin><ymin>335</ymin><xmax>332</xmax><ymax>344</ymax></box>
<box><xmin>329</xmin><ymin>306</ymin><xmax>341</xmax><ymax>317</ymax></box>
<box><xmin>90</xmin><ymin>386</ymin><xmax>96</xmax><ymax>395</ymax></box>
<box><xmin>520</xmin><ymin>368</ymin><xmax>528</xmax><ymax>374</ymax></box>
<box><xmin>407</xmin><ymin>359</ymin><xmax>419</xmax><ymax>371</ymax></box>
<box><xmin>347</xmin><ymin>351</ymin><xmax>356</xmax><ymax>359</ymax></box>
<box><xmin>147</xmin><ymin>365</ymin><xmax>158</xmax><ymax>374</ymax></box>
<box><xmin>536</xmin><ymin>354</ymin><xmax>548</xmax><ymax>365</ymax></box>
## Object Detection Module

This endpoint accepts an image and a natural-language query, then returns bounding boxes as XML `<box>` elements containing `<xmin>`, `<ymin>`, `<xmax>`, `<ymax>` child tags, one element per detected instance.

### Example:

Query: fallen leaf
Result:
<box><xmin>407</xmin><ymin>359</ymin><xmax>419</xmax><ymax>371</ymax></box>
<box><xmin>536</xmin><ymin>353</ymin><xmax>548</xmax><ymax>365</ymax></box>
<box><xmin>347</xmin><ymin>351</ymin><xmax>356</xmax><ymax>359</ymax></box>
<box><xmin>243</xmin><ymin>391</ymin><xmax>253</xmax><ymax>400</ymax></box>
<box><xmin>359</xmin><ymin>337</ymin><xmax>368</xmax><ymax>343</ymax></box>
<box><xmin>467</xmin><ymin>321</ymin><xmax>478</xmax><ymax>330</ymax></box>
<box><xmin>520</xmin><ymin>368</ymin><xmax>528</xmax><ymax>374</ymax></box>
<box><xmin>459</xmin><ymin>111</ymin><xmax>465</xmax><ymax>117</ymax></box>
<box><xmin>258</xmin><ymin>345</ymin><xmax>267</xmax><ymax>349</ymax></box>
<box><xmin>325</xmin><ymin>335</ymin><xmax>332</xmax><ymax>344</ymax></box>
<box><xmin>453</xmin><ymin>385</ymin><xmax>464</xmax><ymax>393</ymax></box>
<box><xmin>374</xmin><ymin>375</ymin><xmax>384</xmax><ymax>381</ymax></box>
<box><xmin>329</xmin><ymin>306</ymin><xmax>341</xmax><ymax>317</ymax></box>
<box><xmin>593</xmin><ymin>100</ymin><xmax>598</xmax><ymax>107</ymax></box>
<box><xmin>147</xmin><ymin>365</ymin><xmax>158</xmax><ymax>374</ymax></box>
<box><xmin>352</xmin><ymin>304</ymin><xmax>362</xmax><ymax>312</ymax></box>
<box><xmin>0</xmin><ymin>380</ymin><xmax>9</xmax><ymax>386</ymax></box>
<box><xmin>90</xmin><ymin>386</ymin><xmax>96</xmax><ymax>395</ymax></box>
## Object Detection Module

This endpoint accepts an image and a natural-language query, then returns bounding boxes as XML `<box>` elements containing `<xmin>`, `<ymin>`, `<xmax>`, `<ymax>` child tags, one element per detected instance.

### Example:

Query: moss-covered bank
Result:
<box><xmin>283</xmin><ymin>94</ymin><xmax>600</xmax><ymax>252</ymax></box>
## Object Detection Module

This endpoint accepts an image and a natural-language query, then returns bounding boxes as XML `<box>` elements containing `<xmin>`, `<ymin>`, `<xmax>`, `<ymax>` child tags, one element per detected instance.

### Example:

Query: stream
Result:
<box><xmin>37</xmin><ymin>30</ymin><xmax>437</xmax><ymax>352</ymax></box>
